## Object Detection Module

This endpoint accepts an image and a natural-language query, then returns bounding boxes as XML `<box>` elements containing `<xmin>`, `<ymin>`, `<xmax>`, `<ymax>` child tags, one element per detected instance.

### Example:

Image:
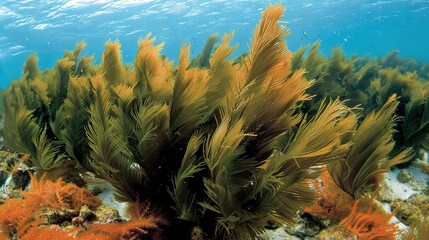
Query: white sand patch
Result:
<box><xmin>86</xmin><ymin>181</ymin><xmax>130</xmax><ymax>220</ymax></box>
<box><xmin>385</xmin><ymin>165</ymin><xmax>428</xmax><ymax>200</ymax></box>
<box><xmin>258</xmin><ymin>228</ymin><xmax>300</xmax><ymax>240</ymax></box>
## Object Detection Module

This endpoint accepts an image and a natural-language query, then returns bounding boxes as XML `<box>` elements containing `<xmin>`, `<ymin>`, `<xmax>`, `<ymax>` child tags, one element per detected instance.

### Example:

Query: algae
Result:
<box><xmin>0</xmin><ymin>3</ymin><xmax>428</xmax><ymax>240</ymax></box>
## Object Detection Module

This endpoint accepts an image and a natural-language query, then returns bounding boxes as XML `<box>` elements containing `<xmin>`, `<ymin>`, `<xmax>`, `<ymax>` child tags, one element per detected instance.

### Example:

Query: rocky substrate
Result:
<box><xmin>1</xmin><ymin>149</ymin><xmax>428</xmax><ymax>239</ymax></box>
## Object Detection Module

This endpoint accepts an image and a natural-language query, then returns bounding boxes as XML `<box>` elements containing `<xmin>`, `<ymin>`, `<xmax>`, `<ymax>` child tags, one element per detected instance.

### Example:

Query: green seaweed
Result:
<box><xmin>328</xmin><ymin>95</ymin><xmax>414</xmax><ymax>198</ymax></box>
<box><xmin>293</xmin><ymin>43</ymin><xmax>429</xmax><ymax>157</ymax></box>
<box><xmin>190</xmin><ymin>34</ymin><xmax>221</xmax><ymax>68</ymax></box>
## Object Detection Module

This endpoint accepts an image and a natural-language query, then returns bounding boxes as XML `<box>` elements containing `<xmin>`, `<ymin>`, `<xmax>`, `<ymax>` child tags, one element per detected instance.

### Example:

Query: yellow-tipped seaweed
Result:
<box><xmin>1</xmin><ymin>3</ymin><xmax>427</xmax><ymax>240</ymax></box>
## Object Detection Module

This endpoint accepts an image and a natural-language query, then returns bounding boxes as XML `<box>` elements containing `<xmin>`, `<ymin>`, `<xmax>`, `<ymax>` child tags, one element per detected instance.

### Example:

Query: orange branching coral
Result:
<box><xmin>78</xmin><ymin>218</ymin><xmax>158</xmax><ymax>240</ymax></box>
<box><xmin>0</xmin><ymin>175</ymin><xmax>160</xmax><ymax>239</ymax></box>
<box><xmin>16</xmin><ymin>218</ymin><xmax>159</xmax><ymax>240</ymax></box>
<box><xmin>0</xmin><ymin>233</ymin><xmax>9</xmax><ymax>240</ymax></box>
<box><xmin>305</xmin><ymin>169</ymin><xmax>355</xmax><ymax>220</ymax></box>
<box><xmin>307</xmin><ymin>170</ymin><xmax>400</xmax><ymax>239</ymax></box>
<box><xmin>340</xmin><ymin>200</ymin><xmax>399</xmax><ymax>240</ymax></box>
<box><xmin>17</xmin><ymin>218</ymin><xmax>75</xmax><ymax>240</ymax></box>
<box><xmin>126</xmin><ymin>201</ymin><xmax>168</xmax><ymax>226</ymax></box>
<box><xmin>20</xmin><ymin>174</ymin><xmax>101</xmax><ymax>211</ymax></box>
<box><xmin>0</xmin><ymin>174</ymin><xmax>100</xmax><ymax>239</ymax></box>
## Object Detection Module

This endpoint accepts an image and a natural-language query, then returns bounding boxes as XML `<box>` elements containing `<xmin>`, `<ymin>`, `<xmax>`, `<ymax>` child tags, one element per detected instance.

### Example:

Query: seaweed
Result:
<box><xmin>402</xmin><ymin>214</ymin><xmax>429</xmax><ymax>240</ymax></box>
<box><xmin>293</xmin><ymin>41</ymin><xmax>429</xmax><ymax>158</ymax></box>
<box><xmin>328</xmin><ymin>95</ymin><xmax>414</xmax><ymax>198</ymax></box>
<box><xmin>0</xmin><ymin>3</ymin><xmax>425</xmax><ymax>239</ymax></box>
<box><xmin>190</xmin><ymin>34</ymin><xmax>221</xmax><ymax>68</ymax></box>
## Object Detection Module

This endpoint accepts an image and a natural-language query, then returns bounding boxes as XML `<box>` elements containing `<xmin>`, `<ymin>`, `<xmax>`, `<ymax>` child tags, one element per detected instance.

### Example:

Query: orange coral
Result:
<box><xmin>340</xmin><ymin>200</ymin><xmax>399</xmax><ymax>240</ymax></box>
<box><xmin>11</xmin><ymin>214</ymin><xmax>158</xmax><ymax>240</ymax></box>
<box><xmin>0</xmin><ymin>174</ymin><xmax>160</xmax><ymax>240</ymax></box>
<box><xmin>20</xmin><ymin>174</ymin><xmax>101</xmax><ymax>210</ymax></box>
<box><xmin>305</xmin><ymin>169</ymin><xmax>355</xmax><ymax>220</ymax></box>
<box><xmin>0</xmin><ymin>174</ymin><xmax>101</xmax><ymax>239</ymax></box>
<box><xmin>0</xmin><ymin>230</ymin><xmax>9</xmax><ymax>240</ymax></box>
<box><xmin>78</xmin><ymin>218</ymin><xmax>158</xmax><ymax>240</ymax></box>
<box><xmin>18</xmin><ymin>218</ymin><xmax>75</xmax><ymax>240</ymax></box>
<box><xmin>306</xmin><ymin>170</ymin><xmax>400</xmax><ymax>240</ymax></box>
<box><xmin>126</xmin><ymin>201</ymin><xmax>168</xmax><ymax>225</ymax></box>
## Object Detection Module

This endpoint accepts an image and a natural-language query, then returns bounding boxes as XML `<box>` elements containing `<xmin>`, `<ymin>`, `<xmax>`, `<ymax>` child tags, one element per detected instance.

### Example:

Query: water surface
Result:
<box><xmin>1</xmin><ymin>0</ymin><xmax>428</xmax><ymax>88</ymax></box>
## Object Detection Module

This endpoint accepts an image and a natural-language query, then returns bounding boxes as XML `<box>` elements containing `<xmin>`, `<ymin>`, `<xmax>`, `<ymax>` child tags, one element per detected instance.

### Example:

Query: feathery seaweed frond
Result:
<box><xmin>102</xmin><ymin>41</ymin><xmax>125</xmax><ymax>86</ymax></box>
<box><xmin>170</xmin><ymin>133</ymin><xmax>205</xmax><ymax>222</ymax></box>
<box><xmin>269</xmin><ymin>99</ymin><xmax>354</xmax><ymax>177</ymax></box>
<box><xmin>2</xmin><ymin>96</ymin><xmax>41</xmax><ymax>155</ymax></box>
<box><xmin>190</xmin><ymin>34</ymin><xmax>220</xmax><ymax>68</ymax></box>
<box><xmin>295</xmin><ymin>41</ymin><xmax>325</xmax><ymax>80</ymax></box>
<box><xmin>245</xmin><ymin>3</ymin><xmax>289</xmax><ymax>87</ymax></box>
<box><xmin>401</xmin><ymin>89</ymin><xmax>429</xmax><ymax>151</ymax></box>
<box><xmin>32</xmin><ymin>126</ymin><xmax>65</xmax><ymax>171</ymax></box>
<box><xmin>290</xmin><ymin>44</ymin><xmax>308</xmax><ymax>72</ymax></box>
<box><xmin>110</xmin><ymin>84</ymin><xmax>136</xmax><ymax>153</ymax></box>
<box><xmin>23</xmin><ymin>54</ymin><xmax>41</xmax><ymax>81</ymax></box>
<box><xmin>329</xmin><ymin>95</ymin><xmax>414</xmax><ymax>197</ymax></box>
<box><xmin>47</xmin><ymin>58</ymin><xmax>74</xmax><ymax>102</ymax></box>
<box><xmin>228</xmin><ymin>3</ymin><xmax>312</xmax><ymax>163</ymax></box>
<box><xmin>62</xmin><ymin>41</ymin><xmax>94</xmax><ymax>77</ymax></box>
<box><xmin>86</xmin><ymin>75</ymin><xmax>146</xmax><ymax>202</ymax></box>
<box><xmin>57</xmin><ymin>76</ymin><xmax>94</xmax><ymax>171</ymax></box>
<box><xmin>402</xmin><ymin>214</ymin><xmax>429</xmax><ymax>240</ymax></box>
<box><xmin>170</xmin><ymin>45</ymin><xmax>209</xmax><ymax>143</ymax></box>
<box><xmin>196</xmin><ymin>5</ymin><xmax>346</xmax><ymax>239</ymax></box>
<box><xmin>204</xmin><ymin>33</ymin><xmax>237</xmax><ymax>117</ymax></box>
<box><xmin>130</xmin><ymin>101</ymin><xmax>170</xmax><ymax>173</ymax></box>
<box><xmin>369</xmin><ymin>69</ymin><xmax>419</xmax><ymax>110</ymax></box>
<box><xmin>134</xmin><ymin>34</ymin><xmax>174</xmax><ymax>101</ymax></box>
<box><xmin>29</xmin><ymin>78</ymin><xmax>50</xmax><ymax>106</ymax></box>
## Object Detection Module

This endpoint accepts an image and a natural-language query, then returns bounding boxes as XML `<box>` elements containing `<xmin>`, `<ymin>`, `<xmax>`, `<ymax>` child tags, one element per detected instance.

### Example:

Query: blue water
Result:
<box><xmin>1</xmin><ymin>0</ymin><xmax>428</xmax><ymax>89</ymax></box>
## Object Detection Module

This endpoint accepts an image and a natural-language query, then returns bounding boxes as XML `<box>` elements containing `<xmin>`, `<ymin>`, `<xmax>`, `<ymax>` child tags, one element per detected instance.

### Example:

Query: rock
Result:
<box><xmin>48</xmin><ymin>224</ymin><xmax>63</xmax><ymax>231</ymax></box>
<box><xmin>191</xmin><ymin>226</ymin><xmax>206</xmax><ymax>240</ymax></box>
<box><xmin>391</xmin><ymin>199</ymin><xmax>423</xmax><ymax>225</ymax></box>
<box><xmin>79</xmin><ymin>205</ymin><xmax>95</xmax><ymax>220</ymax></box>
<box><xmin>417</xmin><ymin>149</ymin><xmax>428</xmax><ymax>162</ymax></box>
<box><xmin>45</xmin><ymin>208</ymin><xmax>79</xmax><ymax>225</ymax></box>
<box><xmin>377</xmin><ymin>181</ymin><xmax>396</xmax><ymax>202</ymax></box>
<box><xmin>0</xmin><ymin>151</ymin><xmax>33</xmax><ymax>193</ymax></box>
<box><xmin>414</xmin><ymin>149</ymin><xmax>429</xmax><ymax>174</ymax></box>
<box><xmin>284</xmin><ymin>213</ymin><xmax>323</xmax><ymax>238</ymax></box>
<box><xmin>257</xmin><ymin>228</ymin><xmax>300</xmax><ymax>240</ymax></box>
<box><xmin>397</xmin><ymin>169</ymin><xmax>413</xmax><ymax>183</ymax></box>
<box><xmin>407</xmin><ymin>194</ymin><xmax>429</xmax><ymax>216</ymax></box>
<box><xmin>315</xmin><ymin>225</ymin><xmax>358</xmax><ymax>240</ymax></box>
<box><xmin>93</xmin><ymin>205</ymin><xmax>122</xmax><ymax>224</ymax></box>
<box><xmin>71</xmin><ymin>216</ymin><xmax>85</xmax><ymax>227</ymax></box>
<box><xmin>0</xmin><ymin>171</ymin><xmax>7</xmax><ymax>187</ymax></box>
<box><xmin>11</xmin><ymin>170</ymin><xmax>31</xmax><ymax>190</ymax></box>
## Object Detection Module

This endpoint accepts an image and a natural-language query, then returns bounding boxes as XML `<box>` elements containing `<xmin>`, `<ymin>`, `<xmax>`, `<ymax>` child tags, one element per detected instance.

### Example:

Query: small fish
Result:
<box><xmin>302</xmin><ymin>31</ymin><xmax>311</xmax><ymax>40</ymax></box>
